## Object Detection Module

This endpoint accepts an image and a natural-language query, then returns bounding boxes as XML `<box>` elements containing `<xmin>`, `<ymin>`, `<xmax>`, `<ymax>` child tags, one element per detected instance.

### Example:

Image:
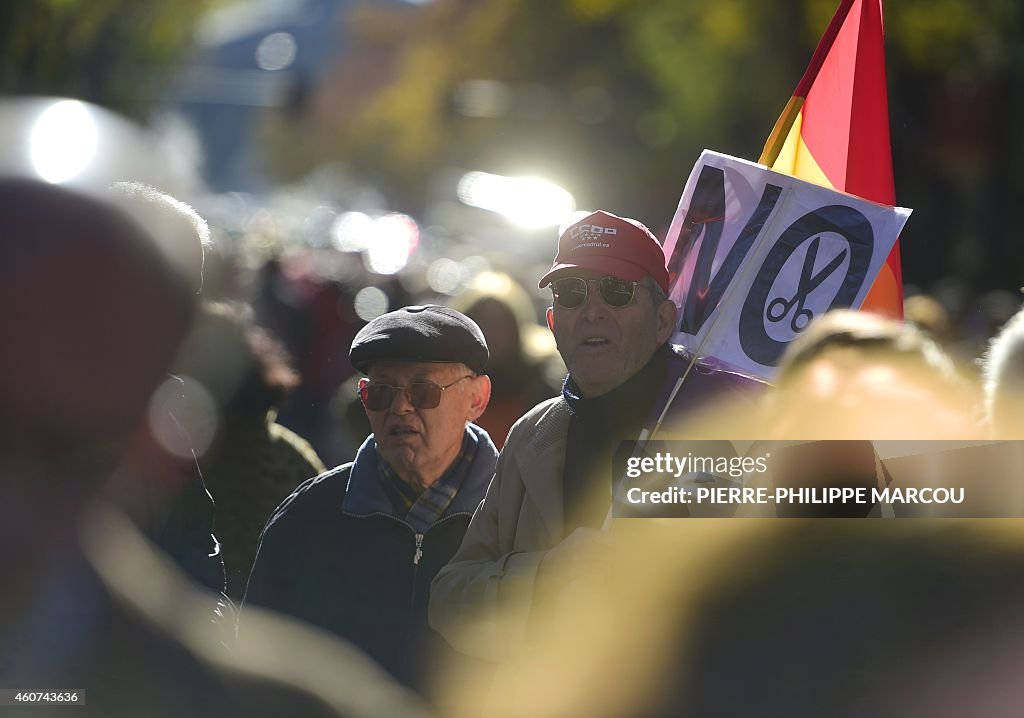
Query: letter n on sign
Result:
<box><xmin>662</xmin><ymin>150</ymin><xmax>911</xmax><ymax>381</ymax></box>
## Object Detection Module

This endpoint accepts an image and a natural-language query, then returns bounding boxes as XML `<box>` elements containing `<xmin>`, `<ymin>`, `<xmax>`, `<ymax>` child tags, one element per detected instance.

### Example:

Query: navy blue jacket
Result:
<box><xmin>242</xmin><ymin>424</ymin><xmax>498</xmax><ymax>689</ymax></box>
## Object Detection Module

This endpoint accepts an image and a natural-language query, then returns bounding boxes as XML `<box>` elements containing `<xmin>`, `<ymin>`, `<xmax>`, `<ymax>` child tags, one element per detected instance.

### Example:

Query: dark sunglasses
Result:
<box><xmin>551</xmin><ymin>276</ymin><xmax>641</xmax><ymax>309</ymax></box>
<box><xmin>359</xmin><ymin>375</ymin><xmax>474</xmax><ymax>411</ymax></box>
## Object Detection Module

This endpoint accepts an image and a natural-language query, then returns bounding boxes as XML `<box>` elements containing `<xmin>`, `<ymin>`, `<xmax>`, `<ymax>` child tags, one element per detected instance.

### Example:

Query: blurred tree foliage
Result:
<box><xmin>283</xmin><ymin>0</ymin><xmax>1022</xmax><ymax>291</ymax></box>
<box><xmin>7</xmin><ymin>0</ymin><xmax>1019</xmax><ymax>290</ymax></box>
<box><xmin>0</xmin><ymin>0</ymin><xmax>215</xmax><ymax>118</ymax></box>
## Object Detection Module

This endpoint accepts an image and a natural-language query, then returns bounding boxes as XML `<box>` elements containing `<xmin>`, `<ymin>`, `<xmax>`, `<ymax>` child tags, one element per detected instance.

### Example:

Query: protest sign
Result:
<box><xmin>664</xmin><ymin>150</ymin><xmax>911</xmax><ymax>380</ymax></box>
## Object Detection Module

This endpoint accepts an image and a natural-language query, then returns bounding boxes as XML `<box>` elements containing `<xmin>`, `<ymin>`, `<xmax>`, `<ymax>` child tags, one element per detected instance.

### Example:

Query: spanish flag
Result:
<box><xmin>759</xmin><ymin>0</ymin><xmax>902</xmax><ymax>317</ymax></box>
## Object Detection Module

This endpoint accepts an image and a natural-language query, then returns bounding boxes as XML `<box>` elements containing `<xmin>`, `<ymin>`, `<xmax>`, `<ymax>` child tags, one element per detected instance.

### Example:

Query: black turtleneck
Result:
<box><xmin>561</xmin><ymin>344</ymin><xmax>669</xmax><ymax>535</ymax></box>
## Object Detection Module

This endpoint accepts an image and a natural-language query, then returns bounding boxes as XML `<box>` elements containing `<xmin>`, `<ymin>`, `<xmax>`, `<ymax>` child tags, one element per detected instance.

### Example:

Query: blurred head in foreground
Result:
<box><xmin>0</xmin><ymin>178</ymin><xmax>194</xmax><ymax>462</ymax></box>
<box><xmin>769</xmin><ymin>309</ymin><xmax>980</xmax><ymax>440</ymax></box>
<box><xmin>109</xmin><ymin>181</ymin><xmax>211</xmax><ymax>295</ymax></box>
<box><xmin>440</xmin><ymin>520</ymin><xmax>1024</xmax><ymax>718</ymax></box>
<box><xmin>0</xmin><ymin>177</ymin><xmax>428</xmax><ymax>718</ymax></box>
<box><xmin>982</xmin><ymin>304</ymin><xmax>1024</xmax><ymax>438</ymax></box>
<box><xmin>0</xmin><ymin>177</ymin><xmax>195</xmax><ymax>621</ymax></box>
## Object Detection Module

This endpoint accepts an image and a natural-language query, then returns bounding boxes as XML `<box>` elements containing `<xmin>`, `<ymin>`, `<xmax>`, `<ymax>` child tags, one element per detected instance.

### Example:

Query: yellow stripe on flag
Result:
<box><xmin>768</xmin><ymin>109</ymin><xmax>834</xmax><ymax>191</ymax></box>
<box><xmin>759</xmin><ymin>96</ymin><xmax>803</xmax><ymax>167</ymax></box>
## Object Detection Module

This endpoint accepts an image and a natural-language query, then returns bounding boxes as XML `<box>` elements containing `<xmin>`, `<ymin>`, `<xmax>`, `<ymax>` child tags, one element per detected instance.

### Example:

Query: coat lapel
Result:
<box><xmin>514</xmin><ymin>398</ymin><xmax>570</xmax><ymax>544</ymax></box>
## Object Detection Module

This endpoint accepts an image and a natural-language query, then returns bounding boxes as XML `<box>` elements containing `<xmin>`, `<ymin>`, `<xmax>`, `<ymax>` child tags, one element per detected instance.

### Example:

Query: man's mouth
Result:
<box><xmin>581</xmin><ymin>337</ymin><xmax>611</xmax><ymax>347</ymax></box>
<box><xmin>389</xmin><ymin>426</ymin><xmax>419</xmax><ymax>436</ymax></box>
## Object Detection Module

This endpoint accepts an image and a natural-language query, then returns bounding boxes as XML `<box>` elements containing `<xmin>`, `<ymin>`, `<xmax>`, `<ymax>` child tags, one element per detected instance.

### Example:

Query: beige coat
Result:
<box><xmin>430</xmin><ymin>350</ymin><xmax>767</xmax><ymax>659</ymax></box>
<box><xmin>429</xmin><ymin>396</ymin><xmax>570</xmax><ymax>659</ymax></box>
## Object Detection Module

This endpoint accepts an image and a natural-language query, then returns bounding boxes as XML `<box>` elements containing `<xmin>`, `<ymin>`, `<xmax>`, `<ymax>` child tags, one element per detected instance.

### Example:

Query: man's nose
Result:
<box><xmin>389</xmin><ymin>387</ymin><xmax>416</xmax><ymax>413</ymax></box>
<box><xmin>579</xmin><ymin>283</ymin><xmax>609</xmax><ymax>319</ymax></box>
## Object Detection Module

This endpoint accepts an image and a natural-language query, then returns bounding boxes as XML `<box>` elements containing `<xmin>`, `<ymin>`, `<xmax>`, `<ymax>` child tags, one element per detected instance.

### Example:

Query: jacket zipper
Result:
<box><xmin>413</xmin><ymin>533</ymin><xmax>424</xmax><ymax>565</ymax></box>
<box><xmin>342</xmin><ymin>509</ymin><xmax>474</xmax><ymax>677</ymax></box>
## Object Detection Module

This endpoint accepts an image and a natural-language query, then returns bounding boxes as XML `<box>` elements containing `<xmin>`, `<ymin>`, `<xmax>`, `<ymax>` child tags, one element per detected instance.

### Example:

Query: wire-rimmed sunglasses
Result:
<box><xmin>358</xmin><ymin>375</ymin><xmax>474</xmax><ymax>411</ymax></box>
<box><xmin>551</xmin><ymin>275</ymin><xmax>640</xmax><ymax>309</ymax></box>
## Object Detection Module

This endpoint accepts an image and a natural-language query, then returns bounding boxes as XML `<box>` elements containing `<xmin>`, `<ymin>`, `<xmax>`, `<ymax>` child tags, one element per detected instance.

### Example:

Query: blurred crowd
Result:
<box><xmin>5</xmin><ymin>100</ymin><xmax>1024</xmax><ymax>718</ymax></box>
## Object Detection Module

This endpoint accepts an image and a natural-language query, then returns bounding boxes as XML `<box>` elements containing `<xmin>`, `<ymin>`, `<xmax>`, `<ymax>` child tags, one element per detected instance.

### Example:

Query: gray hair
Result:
<box><xmin>981</xmin><ymin>305</ymin><xmax>1024</xmax><ymax>430</ymax></box>
<box><xmin>776</xmin><ymin>309</ymin><xmax>958</xmax><ymax>388</ymax></box>
<box><xmin>641</xmin><ymin>275</ymin><xmax>668</xmax><ymax>305</ymax></box>
<box><xmin>109</xmin><ymin>181</ymin><xmax>210</xmax><ymax>293</ymax></box>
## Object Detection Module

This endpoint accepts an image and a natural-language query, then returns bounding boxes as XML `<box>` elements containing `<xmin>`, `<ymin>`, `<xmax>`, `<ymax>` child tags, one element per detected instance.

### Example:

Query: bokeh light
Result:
<box><xmin>255</xmin><ymin>32</ymin><xmax>297</xmax><ymax>71</ymax></box>
<box><xmin>365</xmin><ymin>213</ymin><xmax>419</xmax><ymax>275</ymax></box>
<box><xmin>457</xmin><ymin>171</ymin><xmax>575</xmax><ymax>229</ymax></box>
<box><xmin>147</xmin><ymin>375</ymin><xmax>219</xmax><ymax>460</ymax></box>
<box><xmin>353</xmin><ymin>286</ymin><xmax>390</xmax><ymax>321</ymax></box>
<box><xmin>29</xmin><ymin>100</ymin><xmax>98</xmax><ymax>184</ymax></box>
<box><xmin>331</xmin><ymin>211</ymin><xmax>375</xmax><ymax>252</ymax></box>
<box><xmin>427</xmin><ymin>258</ymin><xmax>463</xmax><ymax>295</ymax></box>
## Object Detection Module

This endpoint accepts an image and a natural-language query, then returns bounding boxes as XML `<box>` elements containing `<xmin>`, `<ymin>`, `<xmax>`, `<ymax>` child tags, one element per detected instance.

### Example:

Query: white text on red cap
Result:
<box><xmin>568</xmin><ymin>223</ymin><xmax>618</xmax><ymax>247</ymax></box>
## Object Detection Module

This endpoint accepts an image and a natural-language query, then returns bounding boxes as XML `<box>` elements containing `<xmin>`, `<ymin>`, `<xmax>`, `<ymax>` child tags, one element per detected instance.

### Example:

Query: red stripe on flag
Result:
<box><xmin>793</xmin><ymin>0</ymin><xmax>855</xmax><ymax>99</ymax></box>
<box><xmin>845</xmin><ymin>0</ymin><xmax>894</xmax><ymax>204</ymax></box>
<box><xmin>800</xmin><ymin>0</ymin><xmax>893</xmax><ymax>205</ymax></box>
<box><xmin>763</xmin><ymin>0</ymin><xmax>902</xmax><ymax>317</ymax></box>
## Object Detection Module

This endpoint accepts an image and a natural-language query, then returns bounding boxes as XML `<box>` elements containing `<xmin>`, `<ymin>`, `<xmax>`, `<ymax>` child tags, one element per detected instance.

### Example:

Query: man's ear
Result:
<box><xmin>546</xmin><ymin>306</ymin><xmax>555</xmax><ymax>332</ymax></box>
<box><xmin>466</xmin><ymin>375</ymin><xmax>492</xmax><ymax>422</ymax></box>
<box><xmin>656</xmin><ymin>299</ymin><xmax>676</xmax><ymax>344</ymax></box>
<box><xmin>357</xmin><ymin>377</ymin><xmax>370</xmax><ymax>414</ymax></box>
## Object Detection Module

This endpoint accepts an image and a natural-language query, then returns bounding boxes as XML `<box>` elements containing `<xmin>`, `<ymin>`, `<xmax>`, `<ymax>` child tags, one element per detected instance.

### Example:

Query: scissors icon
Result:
<box><xmin>766</xmin><ymin>236</ymin><xmax>848</xmax><ymax>332</ymax></box>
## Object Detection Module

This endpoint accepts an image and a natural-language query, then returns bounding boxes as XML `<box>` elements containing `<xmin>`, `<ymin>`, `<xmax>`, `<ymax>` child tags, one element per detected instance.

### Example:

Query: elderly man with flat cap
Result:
<box><xmin>430</xmin><ymin>210</ymin><xmax>765</xmax><ymax>658</ymax></box>
<box><xmin>242</xmin><ymin>305</ymin><xmax>497</xmax><ymax>692</ymax></box>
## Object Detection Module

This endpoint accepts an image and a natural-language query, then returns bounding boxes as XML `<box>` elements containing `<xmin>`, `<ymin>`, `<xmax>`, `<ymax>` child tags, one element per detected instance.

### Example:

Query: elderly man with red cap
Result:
<box><xmin>429</xmin><ymin>210</ymin><xmax>764</xmax><ymax>658</ymax></box>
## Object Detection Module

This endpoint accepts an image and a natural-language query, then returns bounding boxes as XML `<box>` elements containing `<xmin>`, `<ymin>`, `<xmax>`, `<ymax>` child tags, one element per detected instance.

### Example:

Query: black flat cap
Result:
<box><xmin>350</xmin><ymin>304</ymin><xmax>489</xmax><ymax>374</ymax></box>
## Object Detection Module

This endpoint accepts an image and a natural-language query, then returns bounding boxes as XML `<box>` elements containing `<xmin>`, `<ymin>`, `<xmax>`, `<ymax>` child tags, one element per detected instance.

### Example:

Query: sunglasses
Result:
<box><xmin>358</xmin><ymin>375</ymin><xmax>474</xmax><ymax>411</ymax></box>
<box><xmin>551</xmin><ymin>276</ymin><xmax>641</xmax><ymax>309</ymax></box>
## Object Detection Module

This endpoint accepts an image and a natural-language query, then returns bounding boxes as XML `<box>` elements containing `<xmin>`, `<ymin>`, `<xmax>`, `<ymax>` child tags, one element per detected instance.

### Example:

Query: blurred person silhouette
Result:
<box><xmin>103</xmin><ymin>181</ymin><xmax>226</xmax><ymax>593</ymax></box>
<box><xmin>976</xmin><ymin>305</ymin><xmax>1024</xmax><ymax>511</ymax></box>
<box><xmin>242</xmin><ymin>305</ymin><xmax>498</xmax><ymax>698</ymax></box>
<box><xmin>448</xmin><ymin>271</ymin><xmax>563</xmax><ymax>448</ymax></box>
<box><xmin>283</xmin><ymin>276</ymin><xmax>363</xmax><ymax>465</ymax></box>
<box><xmin>443</xmin><ymin>520</ymin><xmax>1024</xmax><ymax>718</ymax></box>
<box><xmin>249</xmin><ymin>261</ymin><xmax>409</xmax><ymax>467</ymax></box>
<box><xmin>172</xmin><ymin>301</ymin><xmax>327</xmax><ymax>600</ymax></box>
<box><xmin>665</xmin><ymin>524</ymin><xmax>1024</xmax><ymax>718</ymax></box>
<box><xmin>330</xmin><ymin>372</ymin><xmax>374</xmax><ymax>463</ymax></box>
<box><xmin>943</xmin><ymin>288</ymin><xmax>1021</xmax><ymax>372</ymax></box>
<box><xmin>0</xmin><ymin>178</ymin><xmax>428</xmax><ymax>718</ymax></box>
<box><xmin>248</xmin><ymin>256</ymin><xmax>315</xmax><ymax>369</ymax></box>
<box><xmin>766</xmin><ymin>309</ymin><xmax>981</xmax><ymax>517</ymax></box>
<box><xmin>771</xmin><ymin>309</ymin><xmax>978</xmax><ymax>440</ymax></box>
<box><xmin>109</xmin><ymin>181</ymin><xmax>210</xmax><ymax>295</ymax></box>
<box><xmin>430</xmin><ymin>210</ymin><xmax>765</xmax><ymax>659</ymax></box>
<box><xmin>981</xmin><ymin>303</ymin><xmax>1024</xmax><ymax>438</ymax></box>
<box><xmin>903</xmin><ymin>292</ymin><xmax>954</xmax><ymax>349</ymax></box>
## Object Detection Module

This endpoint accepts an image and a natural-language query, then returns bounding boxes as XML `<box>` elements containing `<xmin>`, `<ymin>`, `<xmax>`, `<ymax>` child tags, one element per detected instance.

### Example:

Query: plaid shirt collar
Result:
<box><xmin>377</xmin><ymin>428</ymin><xmax>480</xmax><ymax>533</ymax></box>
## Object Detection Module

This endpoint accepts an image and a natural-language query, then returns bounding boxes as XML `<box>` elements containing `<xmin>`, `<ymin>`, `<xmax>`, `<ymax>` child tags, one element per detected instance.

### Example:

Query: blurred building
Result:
<box><xmin>165</xmin><ymin>0</ymin><xmax>426</xmax><ymax>194</ymax></box>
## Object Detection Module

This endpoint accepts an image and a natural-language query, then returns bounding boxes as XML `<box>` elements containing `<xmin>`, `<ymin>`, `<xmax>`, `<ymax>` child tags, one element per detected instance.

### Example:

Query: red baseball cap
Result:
<box><xmin>538</xmin><ymin>210</ymin><xmax>670</xmax><ymax>293</ymax></box>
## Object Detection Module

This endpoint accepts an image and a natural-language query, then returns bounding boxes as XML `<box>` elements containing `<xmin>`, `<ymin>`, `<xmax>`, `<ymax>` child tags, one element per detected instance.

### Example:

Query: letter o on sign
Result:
<box><xmin>738</xmin><ymin>205</ymin><xmax>874</xmax><ymax>366</ymax></box>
